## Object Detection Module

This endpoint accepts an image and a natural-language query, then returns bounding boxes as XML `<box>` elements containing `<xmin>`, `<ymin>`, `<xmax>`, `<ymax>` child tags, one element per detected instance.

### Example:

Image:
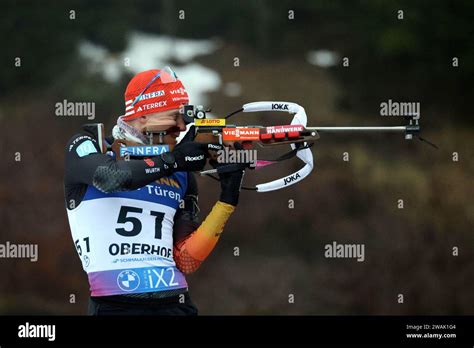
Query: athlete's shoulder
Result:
<box><xmin>65</xmin><ymin>132</ymin><xmax>101</xmax><ymax>158</ymax></box>
<box><xmin>65</xmin><ymin>123</ymin><xmax>107</xmax><ymax>158</ymax></box>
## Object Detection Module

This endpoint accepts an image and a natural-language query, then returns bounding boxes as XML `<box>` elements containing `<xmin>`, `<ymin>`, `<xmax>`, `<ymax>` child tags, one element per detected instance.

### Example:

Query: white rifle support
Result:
<box><xmin>242</xmin><ymin>101</ymin><xmax>314</xmax><ymax>192</ymax></box>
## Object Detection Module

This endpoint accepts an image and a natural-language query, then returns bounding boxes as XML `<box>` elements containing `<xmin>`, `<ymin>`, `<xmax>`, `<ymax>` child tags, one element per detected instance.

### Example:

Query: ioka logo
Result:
<box><xmin>272</xmin><ymin>103</ymin><xmax>289</xmax><ymax>111</ymax></box>
<box><xmin>283</xmin><ymin>172</ymin><xmax>301</xmax><ymax>185</ymax></box>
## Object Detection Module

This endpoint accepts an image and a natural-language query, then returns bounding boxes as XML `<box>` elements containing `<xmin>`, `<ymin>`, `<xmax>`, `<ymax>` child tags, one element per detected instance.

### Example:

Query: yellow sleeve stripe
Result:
<box><xmin>185</xmin><ymin>201</ymin><xmax>235</xmax><ymax>261</ymax></box>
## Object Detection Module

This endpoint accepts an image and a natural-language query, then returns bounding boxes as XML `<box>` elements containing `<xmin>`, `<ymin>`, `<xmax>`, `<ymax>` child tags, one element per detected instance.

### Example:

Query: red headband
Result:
<box><xmin>123</xmin><ymin>69</ymin><xmax>189</xmax><ymax>121</ymax></box>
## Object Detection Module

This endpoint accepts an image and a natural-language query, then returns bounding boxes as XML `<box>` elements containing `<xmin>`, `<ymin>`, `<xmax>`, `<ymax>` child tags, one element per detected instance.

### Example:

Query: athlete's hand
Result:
<box><xmin>209</xmin><ymin>158</ymin><xmax>246</xmax><ymax>206</ymax></box>
<box><xmin>219</xmin><ymin>168</ymin><xmax>245</xmax><ymax>206</ymax></box>
<box><xmin>172</xmin><ymin>141</ymin><xmax>222</xmax><ymax>172</ymax></box>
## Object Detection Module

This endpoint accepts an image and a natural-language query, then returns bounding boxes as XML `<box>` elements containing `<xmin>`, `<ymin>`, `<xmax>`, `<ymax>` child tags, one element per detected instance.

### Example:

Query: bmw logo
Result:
<box><xmin>117</xmin><ymin>270</ymin><xmax>140</xmax><ymax>292</ymax></box>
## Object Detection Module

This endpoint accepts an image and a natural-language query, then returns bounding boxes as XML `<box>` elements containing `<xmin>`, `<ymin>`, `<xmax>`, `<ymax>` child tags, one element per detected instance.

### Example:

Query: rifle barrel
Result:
<box><xmin>307</xmin><ymin>126</ymin><xmax>407</xmax><ymax>133</ymax></box>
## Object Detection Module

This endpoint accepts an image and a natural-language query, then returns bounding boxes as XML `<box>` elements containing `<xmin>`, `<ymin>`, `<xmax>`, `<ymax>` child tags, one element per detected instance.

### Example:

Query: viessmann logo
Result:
<box><xmin>222</xmin><ymin>128</ymin><xmax>260</xmax><ymax>141</ymax></box>
<box><xmin>170</xmin><ymin>87</ymin><xmax>187</xmax><ymax>95</ymax></box>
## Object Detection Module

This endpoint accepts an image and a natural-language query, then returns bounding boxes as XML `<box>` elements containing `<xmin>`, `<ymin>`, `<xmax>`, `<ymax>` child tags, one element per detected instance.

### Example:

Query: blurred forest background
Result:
<box><xmin>0</xmin><ymin>0</ymin><xmax>473</xmax><ymax>314</ymax></box>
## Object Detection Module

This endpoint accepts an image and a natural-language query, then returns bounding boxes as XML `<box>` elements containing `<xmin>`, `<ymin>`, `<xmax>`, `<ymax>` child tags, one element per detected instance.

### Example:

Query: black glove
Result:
<box><xmin>210</xmin><ymin>159</ymin><xmax>246</xmax><ymax>206</ymax></box>
<box><xmin>172</xmin><ymin>141</ymin><xmax>223</xmax><ymax>172</ymax></box>
<box><xmin>219</xmin><ymin>169</ymin><xmax>245</xmax><ymax>206</ymax></box>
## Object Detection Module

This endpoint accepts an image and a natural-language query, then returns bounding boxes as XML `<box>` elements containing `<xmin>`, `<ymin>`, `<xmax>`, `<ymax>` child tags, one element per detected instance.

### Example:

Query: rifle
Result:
<box><xmin>182</xmin><ymin>101</ymin><xmax>437</xmax><ymax>192</ymax></box>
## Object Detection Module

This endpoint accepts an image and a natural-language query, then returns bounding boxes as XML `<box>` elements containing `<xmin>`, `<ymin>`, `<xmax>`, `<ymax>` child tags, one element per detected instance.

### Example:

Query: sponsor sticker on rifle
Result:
<box><xmin>222</xmin><ymin>128</ymin><xmax>261</xmax><ymax>141</ymax></box>
<box><xmin>195</xmin><ymin>119</ymin><xmax>226</xmax><ymax>126</ymax></box>
<box><xmin>284</xmin><ymin>172</ymin><xmax>301</xmax><ymax>185</ymax></box>
<box><xmin>271</xmin><ymin>103</ymin><xmax>290</xmax><ymax>110</ymax></box>
<box><xmin>265</xmin><ymin>125</ymin><xmax>304</xmax><ymax>134</ymax></box>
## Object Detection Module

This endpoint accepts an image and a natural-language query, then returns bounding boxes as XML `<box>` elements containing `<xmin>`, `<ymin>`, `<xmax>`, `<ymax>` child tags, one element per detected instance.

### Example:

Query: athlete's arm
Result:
<box><xmin>65</xmin><ymin>130</ymin><xmax>216</xmax><ymax>194</ymax></box>
<box><xmin>173</xmin><ymin>173</ymin><xmax>201</xmax><ymax>242</ymax></box>
<box><xmin>64</xmin><ymin>133</ymin><xmax>176</xmax><ymax>193</ymax></box>
<box><xmin>173</xmin><ymin>170</ymin><xmax>243</xmax><ymax>274</ymax></box>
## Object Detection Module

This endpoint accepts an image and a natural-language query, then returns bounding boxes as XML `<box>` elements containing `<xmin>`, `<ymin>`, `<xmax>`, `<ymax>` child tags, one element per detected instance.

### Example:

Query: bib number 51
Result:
<box><xmin>116</xmin><ymin>206</ymin><xmax>165</xmax><ymax>240</ymax></box>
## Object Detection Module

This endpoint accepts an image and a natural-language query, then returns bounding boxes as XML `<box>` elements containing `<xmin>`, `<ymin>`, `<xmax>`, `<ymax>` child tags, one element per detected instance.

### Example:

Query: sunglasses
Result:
<box><xmin>131</xmin><ymin>66</ymin><xmax>179</xmax><ymax>107</ymax></box>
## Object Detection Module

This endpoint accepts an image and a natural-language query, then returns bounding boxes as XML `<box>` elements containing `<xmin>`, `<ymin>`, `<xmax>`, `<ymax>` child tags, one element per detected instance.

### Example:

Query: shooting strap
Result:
<box><xmin>203</xmin><ymin>142</ymin><xmax>313</xmax><ymax>190</ymax></box>
<box><xmin>260</xmin><ymin>142</ymin><xmax>314</xmax><ymax>162</ymax></box>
